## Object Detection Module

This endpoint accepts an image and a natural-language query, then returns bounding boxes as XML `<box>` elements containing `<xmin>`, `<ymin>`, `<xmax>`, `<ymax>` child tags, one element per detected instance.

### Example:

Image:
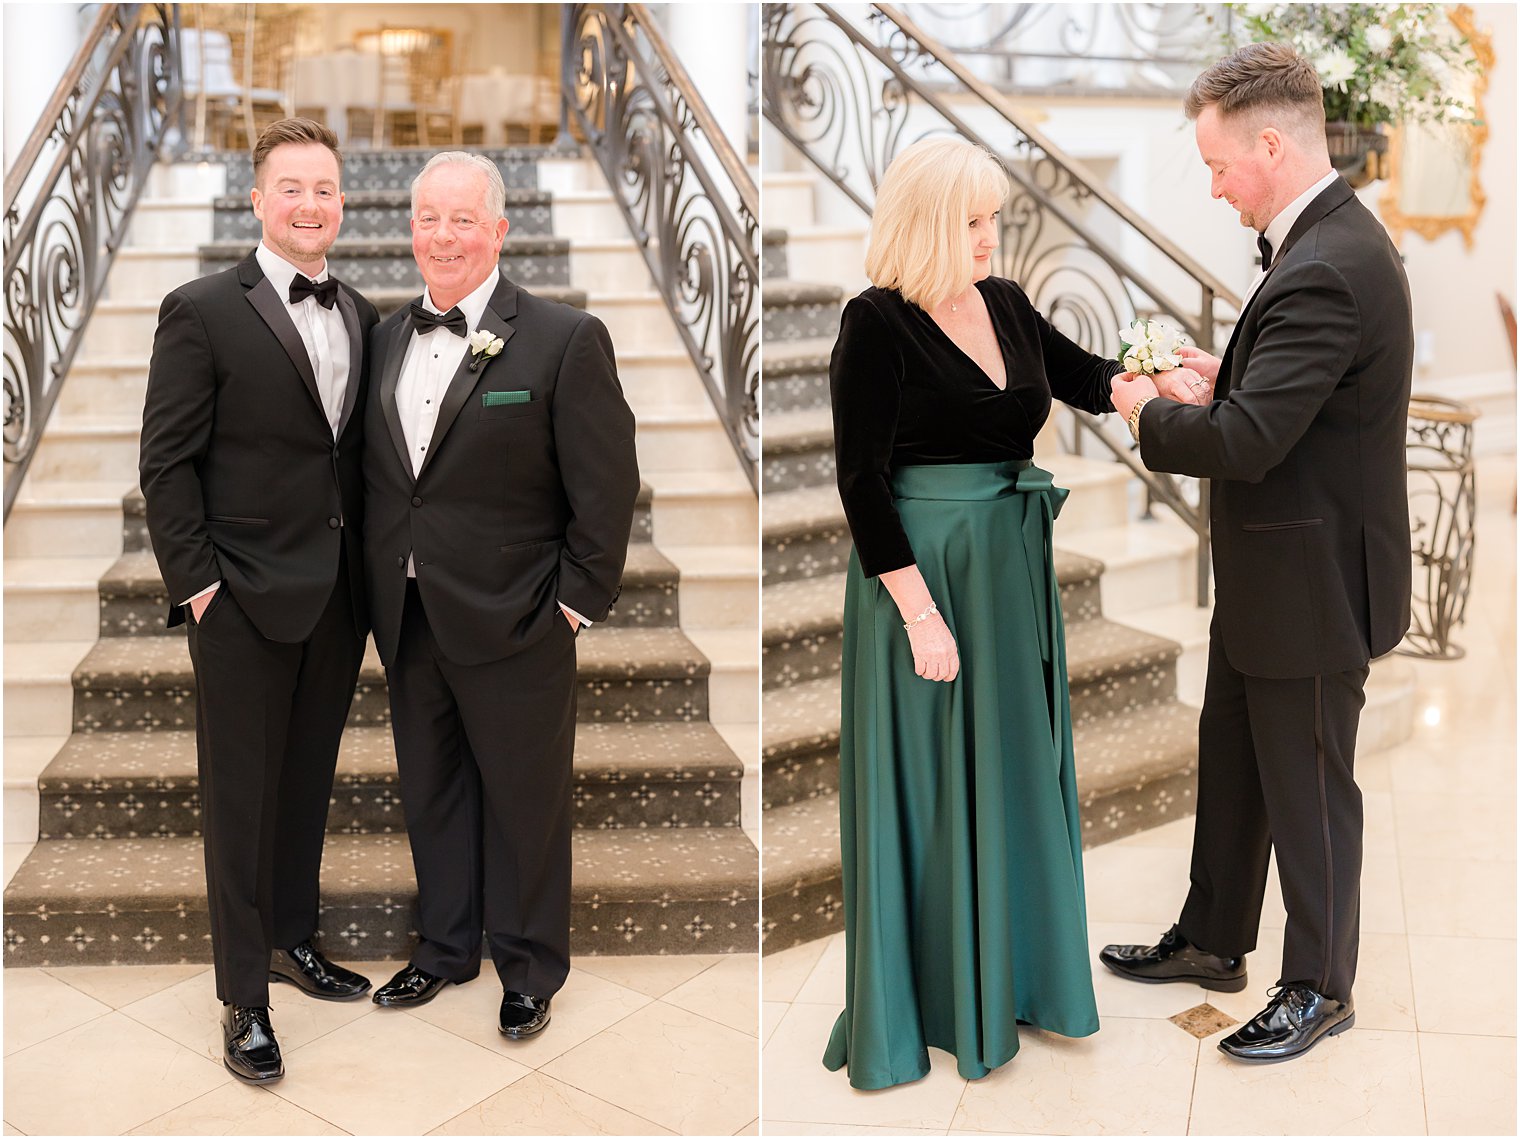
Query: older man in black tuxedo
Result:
<box><xmin>362</xmin><ymin>152</ymin><xmax>638</xmax><ymax>1039</ymax></box>
<box><xmin>1106</xmin><ymin>43</ymin><xmax>1413</xmax><ymax>1063</ymax></box>
<box><xmin>140</xmin><ymin>118</ymin><xmax>379</xmax><ymax>1084</ymax></box>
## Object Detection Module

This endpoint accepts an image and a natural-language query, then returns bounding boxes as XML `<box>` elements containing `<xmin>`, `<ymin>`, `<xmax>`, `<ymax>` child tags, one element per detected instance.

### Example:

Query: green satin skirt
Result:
<box><xmin>823</xmin><ymin>461</ymin><xmax>1100</xmax><ymax>1090</ymax></box>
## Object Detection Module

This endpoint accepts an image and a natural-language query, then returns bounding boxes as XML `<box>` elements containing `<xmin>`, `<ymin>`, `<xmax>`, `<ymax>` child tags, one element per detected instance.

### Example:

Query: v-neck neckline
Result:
<box><xmin>921</xmin><ymin>279</ymin><xmax>1010</xmax><ymax>392</ymax></box>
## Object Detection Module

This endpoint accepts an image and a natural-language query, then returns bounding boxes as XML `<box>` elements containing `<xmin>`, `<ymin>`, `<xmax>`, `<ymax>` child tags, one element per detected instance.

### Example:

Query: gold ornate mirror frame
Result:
<box><xmin>1379</xmin><ymin>6</ymin><xmax>1493</xmax><ymax>250</ymax></box>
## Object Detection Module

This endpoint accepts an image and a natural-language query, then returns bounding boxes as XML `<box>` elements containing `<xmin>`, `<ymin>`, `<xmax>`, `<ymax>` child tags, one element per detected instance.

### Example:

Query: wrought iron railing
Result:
<box><xmin>898</xmin><ymin>3</ymin><xmax>1228</xmax><ymax>95</ymax></box>
<box><xmin>3</xmin><ymin>4</ymin><xmax>184</xmax><ymax>521</ymax></box>
<box><xmin>764</xmin><ymin>2</ymin><xmax>1241</xmax><ymax>604</ymax></box>
<box><xmin>563</xmin><ymin>3</ymin><xmax>760</xmax><ymax>491</ymax></box>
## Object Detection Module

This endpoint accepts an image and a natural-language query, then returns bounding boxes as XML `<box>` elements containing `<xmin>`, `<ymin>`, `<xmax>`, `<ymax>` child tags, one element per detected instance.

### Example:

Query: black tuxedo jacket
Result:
<box><xmin>140</xmin><ymin>251</ymin><xmax>378</xmax><ymax>643</ymax></box>
<box><xmin>1141</xmin><ymin>177</ymin><xmax>1413</xmax><ymax>679</ymax></box>
<box><xmin>362</xmin><ymin>273</ymin><xmax>639</xmax><ymax>667</ymax></box>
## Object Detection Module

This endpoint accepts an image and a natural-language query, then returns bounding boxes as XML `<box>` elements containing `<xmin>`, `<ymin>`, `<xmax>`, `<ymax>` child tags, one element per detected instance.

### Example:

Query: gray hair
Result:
<box><xmin>410</xmin><ymin>151</ymin><xmax>507</xmax><ymax>220</ymax></box>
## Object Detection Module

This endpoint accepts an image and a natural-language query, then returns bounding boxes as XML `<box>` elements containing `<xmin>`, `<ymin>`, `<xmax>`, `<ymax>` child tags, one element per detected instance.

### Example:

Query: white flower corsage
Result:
<box><xmin>1117</xmin><ymin>318</ymin><xmax>1188</xmax><ymax>375</ymax></box>
<box><xmin>468</xmin><ymin>330</ymin><xmax>505</xmax><ymax>373</ymax></box>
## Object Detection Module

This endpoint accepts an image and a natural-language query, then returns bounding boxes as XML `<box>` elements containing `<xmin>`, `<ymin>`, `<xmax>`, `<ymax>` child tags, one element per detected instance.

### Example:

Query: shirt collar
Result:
<box><xmin>420</xmin><ymin>270</ymin><xmax>500</xmax><ymax>334</ymax></box>
<box><xmin>1263</xmin><ymin>169</ymin><xmax>1338</xmax><ymax>261</ymax></box>
<box><xmin>256</xmin><ymin>241</ymin><xmax>329</xmax><ymax>298</ymax></box>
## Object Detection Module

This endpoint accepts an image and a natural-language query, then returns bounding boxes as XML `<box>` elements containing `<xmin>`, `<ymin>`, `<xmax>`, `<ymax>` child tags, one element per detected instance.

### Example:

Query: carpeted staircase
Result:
<box><xmin>4</xmin><ymin>146</ymin><xmax>758</xmax><ymax>967</ymax></box>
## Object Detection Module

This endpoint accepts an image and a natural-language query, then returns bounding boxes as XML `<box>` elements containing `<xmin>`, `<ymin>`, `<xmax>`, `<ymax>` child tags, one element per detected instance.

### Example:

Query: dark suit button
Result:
<box><xmin>396</xmin><ymin>556</ymin><xmax>405</xmax><ymax>568</ymax></box>
<box><xmin>328</xmin><ymin>517</ymin><xmax>339</xmax><ymax>529</ymax></box>
<box><xmin>411</xmin><ymin>496</ymin><xmax>423</xmax><ymax>507</ymax></box>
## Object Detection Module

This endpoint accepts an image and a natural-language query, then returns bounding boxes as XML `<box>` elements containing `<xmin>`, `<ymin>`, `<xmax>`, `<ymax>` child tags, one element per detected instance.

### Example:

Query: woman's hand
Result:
<box><xmin>907</xmin><ymin>612</ymin><xmax>960</xmax><ymax>682</ymax></box>
<box><xmin>1176</xmin><ymin>345</ymin><xmax>1221</xmax><ymax>385</ymax></box>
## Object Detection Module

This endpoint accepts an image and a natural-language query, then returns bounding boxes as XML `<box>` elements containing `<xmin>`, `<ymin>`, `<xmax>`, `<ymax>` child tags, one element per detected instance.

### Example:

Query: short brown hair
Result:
<box><xmin>1184</xmin><ymin>42</ymin><xmax>1325</xmax><ymax>134</ymax></box>
<box><xmin>252</xmin><ymin>117</ymin><xmax>343</xmax><ymax>185</ymax></box>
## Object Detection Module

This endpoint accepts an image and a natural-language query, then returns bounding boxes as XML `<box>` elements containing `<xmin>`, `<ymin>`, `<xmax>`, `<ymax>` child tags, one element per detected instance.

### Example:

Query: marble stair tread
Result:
<box><xmin>761</xmin><ymin>280</ymin><xmax>844</xmax><ymax>308</ymax></box>
<box><xmin>762</xmin><ymin>551</ymin><xmax>1105</xmax><ymax>645</ymax></box>
<box><xmin>5</xmin><ymin>641</ymin><xmax>99</xmax><ymax>684</ymax></box>
<box><xmin>762</xmin><ymin>484</ymin><xmax>842</xmax><ymax>543</ymax></box>
<box><xmin>762</xmin><ymin>407</ymin><xmax>833</xmax><ymax>454</ymax></box>
<box><xmin>11</xmin><ymin>478</ymin><xmax>138</xmax><ymax>507</ymax></box>
<box><xmin>72</xmin><ymin>624</ymin><xmax>713</xmax><ymax>687</ymax></box>
<box><xmin>761</xmin><ymin>338</ymin><xmax>833</xmax><ymax>377</ymax></box>
<box><xmin>5</xmin><ymin>554</ymin><xmax>119</xmax><ymax>586</ymax></box>
<box><xmin>1054</xmin><ymin>513</ymin><xmax>1200</xmax><ymax>569</ymax></box>
<box><xmin>4</xmin><ymin>827</ymin><xmax>756</xmax><ymax>918</ymax></box>
<box><xmin>656</xmin><ymin>543</ymin><xmax>760</xmax><ymax>576</ymax></box>
<box><xmin>642</xmin><ymin>467</ymin><xmax>755</xmax><ymax>498</ymax></box>
<box><xmin>39</xmin><ymin>721</ymin><xmax>744</xmax><ymax>792</ymax></box>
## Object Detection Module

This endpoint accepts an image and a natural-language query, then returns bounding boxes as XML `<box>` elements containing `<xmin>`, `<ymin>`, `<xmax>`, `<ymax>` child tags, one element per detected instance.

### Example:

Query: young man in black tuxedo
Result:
<box><xmin>361</xmin><ymin>153</ymin><xmax>638</xmax><ymax>1038</ymax></box>
<box><xmin>1106</xmin><ymin>44</ymin><xmax>1413</xmax><ymax>1062</ymax></box>
<box><xmin>140</xmin><ymin>118</ymin><xmax>379</xmax><ymax>1083</ymax></box>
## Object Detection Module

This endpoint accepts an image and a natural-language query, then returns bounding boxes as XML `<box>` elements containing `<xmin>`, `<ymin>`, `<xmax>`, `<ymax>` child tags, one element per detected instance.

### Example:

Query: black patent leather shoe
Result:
<box><xmin>269</xmin><ymin>940</ymin><xmax>372</xmax><ymax>1001</ymax></box>
<box><xmin>372</xmin><ymin>963</ymin><xmax>450</xmax><ymax>1007</ymax></box>
<box><xmin>1218</xmin><ymin>983</ymin><xmax>1354</xmax><ymax>1063</ymax></box>
<box><xmin>222</xmin><ymin>1004</ymin><xmax>283</xmax><ymax>1083</ymax></box>
<box><xmin>1099</xmin><ymin>923</ymin><xmax>1247</xmax><ymax>992</ymax></box>
<box><xmin>498</xmin><ymin>991</ymin><xmax>551</xmax><ymax>1038</ymax></box>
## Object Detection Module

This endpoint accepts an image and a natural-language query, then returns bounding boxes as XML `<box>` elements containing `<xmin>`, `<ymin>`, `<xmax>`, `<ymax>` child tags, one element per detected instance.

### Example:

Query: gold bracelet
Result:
<box><xmin>902</xmin><ymin>602</ymin><xmax>939</xmax><ymax>632</ymax></box>
<box><xmin>1127</xmin><ymin>396</ymin><xmax>1155</xmax><ymax>442</ymax></box>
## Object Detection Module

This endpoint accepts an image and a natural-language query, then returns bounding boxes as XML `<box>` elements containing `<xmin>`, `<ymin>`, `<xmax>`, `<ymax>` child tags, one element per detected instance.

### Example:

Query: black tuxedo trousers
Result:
<box><xmin>388</xmin><ymin>581</ymin><xmax>577</xmax><ymax>995</ymax></box>
<box><xmin>186</xmin><ymin>548</ymin><xmax>364</xmax><ymax>1006</ymax></box>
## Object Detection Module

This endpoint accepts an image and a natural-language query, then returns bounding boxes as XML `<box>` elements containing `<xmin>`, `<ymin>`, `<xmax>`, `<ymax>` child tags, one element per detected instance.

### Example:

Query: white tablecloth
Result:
<box><xmin>291</xmin><ymin>52</ymin><xmax>413</xmax><ymax>143</ymax></box>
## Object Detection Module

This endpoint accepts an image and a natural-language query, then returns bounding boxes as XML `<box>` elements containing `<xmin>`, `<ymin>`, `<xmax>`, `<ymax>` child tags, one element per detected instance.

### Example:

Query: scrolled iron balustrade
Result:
<box><xmin>764</xmin><ymin>1</ymin><xmax>1243</xmax><ymax>605</ymax></box>
<box><xmin>563</xmin><ymin>3</ymin><xmax>760</xmax><ymax>491</ymax></box>
<box><xmin>900</xmin><ymin>4</ymin><xmax>1229</xmax><ymax>93</ymax></box>
<box><xmin>1401</xmin><ymin>396</ymin><xmax>1479</xmax><ymax>660</ymax></box>
<box><xmin>3</xmin><ymin>4</ymin><xmax>184</xmax><ymax>521</ymax></box>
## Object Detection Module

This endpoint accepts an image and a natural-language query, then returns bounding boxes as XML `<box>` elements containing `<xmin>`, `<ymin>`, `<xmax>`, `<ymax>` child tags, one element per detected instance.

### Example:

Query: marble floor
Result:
<box><xmin>762</xmin><ymin>454</ymin><xmax>1517</xmax><ymax>1136</ymax></box>
<box><xmin>1</xmin><ymin>950</ymin><xmax>758</xmax><ymax>1135</ymax></box>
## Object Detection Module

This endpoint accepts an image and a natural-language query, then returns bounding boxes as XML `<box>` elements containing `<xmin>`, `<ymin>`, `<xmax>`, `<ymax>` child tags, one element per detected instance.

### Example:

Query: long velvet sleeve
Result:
<box><xmin>830</xmin><ymin>294</ymin><xmax>915</xmax><ymax>577</ymax></box>
<box><xmin>1014</xmin><ymin>282</ymin><xmax>1121</xmax><ymax>415</ymax></box>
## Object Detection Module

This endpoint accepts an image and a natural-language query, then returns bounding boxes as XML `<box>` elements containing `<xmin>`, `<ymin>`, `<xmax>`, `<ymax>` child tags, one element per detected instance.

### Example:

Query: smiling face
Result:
<box><xmin>411</xmin><ymin>163</ymin><xmax>510</xmax><ymax>311</ymax></box>
<box><xmin>967</xmin><ymin>200</ymin><xmax>1001</xmax><ymax>282</ymax></box>
<box><xmin>1194</xmin><ymin>103</ymin><xmax>1283</xmax><ymax>232</ymax></box>
<box><xmin>250</xmin><ymin>142</ymin><xmax>343</xmax><ymax>275</ymax></box>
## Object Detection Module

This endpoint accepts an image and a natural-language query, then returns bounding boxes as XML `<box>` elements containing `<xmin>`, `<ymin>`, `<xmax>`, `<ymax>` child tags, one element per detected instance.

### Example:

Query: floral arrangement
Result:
<box><xmin>1221</xmin><ymin>3</ymin><xmax>1480</xmax><ymax>128</ymax></box>
<box><xmin>1117</xmin><ymin>319</ymin><xmax>1188</xmax><ymax>375</ymax></box>
<box><xmin>467</xmin><ymin>330</ymin><xmax>505</xmax><ymax>373</ymax></box>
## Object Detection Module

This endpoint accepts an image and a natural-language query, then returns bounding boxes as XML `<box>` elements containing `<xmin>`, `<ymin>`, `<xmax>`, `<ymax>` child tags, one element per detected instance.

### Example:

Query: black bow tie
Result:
<box><xmin>1256</xmin><ymin>232</ymin><xmax>1274</xmax><ymax>269</ymax></box>
<box><xmin>409</xmin><ymin>302</ymin><xmax>469</xmax><ymax>338</ymax></box>
<box><xmin>289</xmin><ymin>274</ymin><xmax>338</xmax><ymax>309</ymax></box>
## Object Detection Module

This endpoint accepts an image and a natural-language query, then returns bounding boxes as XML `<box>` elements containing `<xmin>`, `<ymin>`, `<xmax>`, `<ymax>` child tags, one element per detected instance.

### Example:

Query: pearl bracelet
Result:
<box><xmin>902</xmin><ymin>602</ymin><xmax>939</xmax><ymax>632</ymax></box>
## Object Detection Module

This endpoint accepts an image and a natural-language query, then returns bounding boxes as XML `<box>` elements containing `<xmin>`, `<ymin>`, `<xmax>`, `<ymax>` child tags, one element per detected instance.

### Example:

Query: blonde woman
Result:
<box><xmin>824</xmin><ymin>137</ymin><xmax>1153</xmax><ymax>1089</ymax></box>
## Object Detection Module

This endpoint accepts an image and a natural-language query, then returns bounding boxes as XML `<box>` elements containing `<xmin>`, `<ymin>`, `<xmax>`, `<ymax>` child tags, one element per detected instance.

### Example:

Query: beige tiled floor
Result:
<box><xmin>763</xmin><ymin>455</ymin><xmax>1517</xmax><ymax>1136</ymax></box>
<box><xmin>2</xmin><ymin>951</ymin><xmax>758</xmax><ymax>1135</ymax></box>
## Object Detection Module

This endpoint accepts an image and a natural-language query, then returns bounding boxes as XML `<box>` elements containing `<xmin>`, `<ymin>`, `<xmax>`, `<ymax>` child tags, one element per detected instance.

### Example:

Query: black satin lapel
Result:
<box><xmin>379</xmin><ymin>320</ymin><xmax>414</xmax><ymax>476</ymax></box>
<box><xmin>247</xmin><ymin>278</ymin><xmax>323</xmax><ymax>413</ymax></box>
<box><xmin>334</xmin><ymin>286</ymin><xmax>364</xmax><ymax>436</ymax></box>
<box><xmin>416</xmin><ymin>307</ymin><xmax>514</xmax><ymax>480</ymax></box>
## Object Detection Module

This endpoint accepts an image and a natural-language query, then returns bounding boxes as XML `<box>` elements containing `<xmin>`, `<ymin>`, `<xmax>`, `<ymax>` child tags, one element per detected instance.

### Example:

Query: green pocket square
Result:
<box><xmin>482</xmin><ymin>390</ymin><xmax>531</xmax><ymax>406</ymax></box>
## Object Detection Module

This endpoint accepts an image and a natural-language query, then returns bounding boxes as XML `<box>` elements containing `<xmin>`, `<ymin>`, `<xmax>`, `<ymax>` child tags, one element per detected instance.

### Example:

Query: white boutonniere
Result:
<box><xmin>468</xmin><ymin>330</ymin><xmax>505</xmax><ymax>373</ymax></box>
<box><xmin>1117</xmin><ymin>318</ymin><xmax>1188</xmax><ymax>375</ymax></box>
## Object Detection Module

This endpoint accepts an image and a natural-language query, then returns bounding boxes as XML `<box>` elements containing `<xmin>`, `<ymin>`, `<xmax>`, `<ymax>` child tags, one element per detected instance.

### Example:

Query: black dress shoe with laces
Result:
<box><xmin>1098</xmin><ymin>923</ymin><xmax>1247</xmax><ymax>992</ymax></box>
<box><xmin>222</xmin><ymin>1004</ymin><xmax>283</xmax><ymax>1083</ymax></box>
<box><xmin>498</xmin><ymin>991</ymin><xmax>551</xmax><ymax>1038</ymax></box>
<box><xmin>372</xmin><ymin>963</ymin><xmax>451</xmax><ymax>1007</ymax></box>
<box><xmin>1218</xmin><ymin>983</ymin><xmax>1354</xmax><ymax>1062</ymax></box>
<box><xmin>269</xmin><ymin>940</ymin><xmax>371</xmax><ymax>1001</ymax></box>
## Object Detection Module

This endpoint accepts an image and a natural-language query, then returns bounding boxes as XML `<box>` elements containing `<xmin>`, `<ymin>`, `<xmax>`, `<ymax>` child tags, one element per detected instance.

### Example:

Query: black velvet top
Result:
<box><xmin>830</xmin><ymin>276</ymin><xmax>1121</xmax><ymax>576</ymax></box>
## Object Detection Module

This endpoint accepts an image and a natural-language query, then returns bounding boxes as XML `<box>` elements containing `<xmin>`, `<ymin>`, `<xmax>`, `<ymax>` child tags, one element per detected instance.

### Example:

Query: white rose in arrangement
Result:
<box><xmin>1117</xmin><ymin>319</ymin><xmax>1187</xmax><ymax>376</ymax></box>
<box><xmin>466</xmin><ymin>330</ymin><xmax>506</xmax><ymax>371</ymax></box>
<box><xmin>1316</xmin><ymin>47</ymin><xmax>1358</xmax><ymax>90</ymax></box>
<box><xmin>1362</xmin><ymin>25</ymin><xmax>1393</xmax><ymax>54</ymax></box>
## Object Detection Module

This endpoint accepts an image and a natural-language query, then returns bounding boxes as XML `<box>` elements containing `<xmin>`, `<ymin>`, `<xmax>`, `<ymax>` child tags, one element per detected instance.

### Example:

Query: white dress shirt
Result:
<box><xmin>184</xmin><ymin>244</ymin><xmax>351</xmax><ymax>608</ymax></box>
<box><xmin>394</xmin><ymin>270</ymin><xmax>589</xmax><ymax>627</ymax></box>
<box><xmin>1243</xmin><ymin>169</ymin><xmax>1339</xmax><ymax>310</ymax></box>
